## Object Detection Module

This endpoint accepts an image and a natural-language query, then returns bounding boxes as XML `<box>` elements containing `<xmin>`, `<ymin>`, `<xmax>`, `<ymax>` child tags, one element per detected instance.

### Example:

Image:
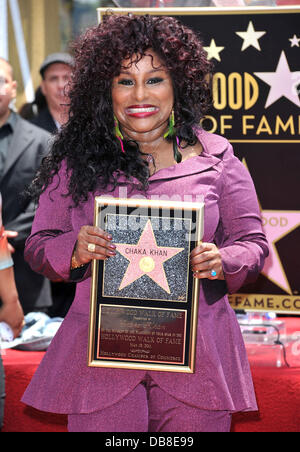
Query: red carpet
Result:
<box><xmin>2</xmin><ymin>317</ymin><xmax>300</xmax><ymax>432</ymax></box>
<box><xmin>231</xmin><ymin>367</ymin><xmax>300</xmax><ymax>432</ymax></box>
<box><xmin>2</xmin><ymin>350</ymin><xmax>67</xmax><ymax>432</ymax></box>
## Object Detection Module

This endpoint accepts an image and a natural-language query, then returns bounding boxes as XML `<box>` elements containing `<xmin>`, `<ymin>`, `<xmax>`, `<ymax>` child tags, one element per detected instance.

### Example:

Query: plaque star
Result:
<box><xmin>254</xmin><ymin>51</ymin><xmax>300</xmax><ymax>108</ymax></box>
<box><xmin>203</xmin><ymin>39</ymin><xmax>225</xmax><ymax>62</ymax></box>
<box><xmin>289</xmin><ymin>34</ymin><xmax>300</xmax><ymax>47</ymax></box>
<box><xmin>115</xmin><ymin>220</ymin><xmax>184</xmax><ymax>294</ymax></box>
<box><xmin>235</xmin><ymin>21</ymin><xmax>266</xmax><ymax>51</ymax></box>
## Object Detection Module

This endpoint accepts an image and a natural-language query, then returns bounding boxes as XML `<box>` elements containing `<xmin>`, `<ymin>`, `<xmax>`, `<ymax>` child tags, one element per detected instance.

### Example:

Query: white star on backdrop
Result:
<box><xmin>203</xmin><ymin>39</ymin><xmax>225</xmax><ymax>62</ymax></box>
<box><xmin>289</xmin><ymin>35</ymin><xmax>300</xmax><ymax>47</ymax></box>
<box><xmin>235</xmin><ymin>21</ymin><xmax>266</xmax><ymax>51</ymax></box>
<box><xmin>254</xmin><ymin>51</ymin><xmax>300</xmax><ymax>108</ymax></box>
<box><xmin>289</xmin><ymin>34</ymin><xmax>300</xmax><ymax>47</ymax></box>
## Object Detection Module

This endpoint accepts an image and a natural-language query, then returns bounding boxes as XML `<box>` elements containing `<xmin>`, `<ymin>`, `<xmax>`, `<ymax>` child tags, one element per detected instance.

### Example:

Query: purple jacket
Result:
<box><xmin>22</xmin><ymin>130</ymin><xmax>268</xmax><ymax>414</ymax></box>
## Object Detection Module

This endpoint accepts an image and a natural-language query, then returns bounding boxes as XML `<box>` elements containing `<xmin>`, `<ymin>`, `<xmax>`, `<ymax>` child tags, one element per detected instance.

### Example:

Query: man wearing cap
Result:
<box><xmin>0</xmin><ymin>57</ymin><xmax>52</xmax><ymax>315</ymax></box>
<box><xmin>31</xmin><ymin>53</ymin><xmax>73</xmax><ymax>134</ymax></box>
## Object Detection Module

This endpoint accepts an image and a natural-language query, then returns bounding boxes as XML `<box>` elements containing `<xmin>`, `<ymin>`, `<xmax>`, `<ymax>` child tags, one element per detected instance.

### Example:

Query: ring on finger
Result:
<box><xmin>87</xmin><ymin>243</ymin><xmax>96</xmax><ymax>253</ymax></box>
<box><xmin>210</xmin><ymin>270</ymin><xmax>217</xmax><ymax>277</ymax></box>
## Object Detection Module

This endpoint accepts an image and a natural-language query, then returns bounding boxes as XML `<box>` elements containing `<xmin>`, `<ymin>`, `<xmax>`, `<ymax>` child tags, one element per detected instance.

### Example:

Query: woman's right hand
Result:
<box><xmin>73</xmin><ymin>225</ymin><xmax>116</xmax><ymax>266</ymax></box>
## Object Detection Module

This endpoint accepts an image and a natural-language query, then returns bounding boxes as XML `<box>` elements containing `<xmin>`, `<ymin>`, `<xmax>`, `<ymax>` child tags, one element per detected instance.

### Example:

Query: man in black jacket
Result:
<box><xmin>30</xmin><ymin>53</ymin><xmax>73</xmax><ymax>134</ymax></box>
<box><xmin>0</xmin><ymin>58</ymin><xmax>52</xmax><ymax>314</ymax></box>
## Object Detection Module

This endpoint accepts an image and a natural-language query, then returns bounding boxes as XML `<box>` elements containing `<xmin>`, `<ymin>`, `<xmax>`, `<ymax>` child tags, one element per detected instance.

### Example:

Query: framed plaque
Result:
<box><xmin>88</xmin><ymin>197</ymin><xmax>204</xmax><ymax>373</ymax></box>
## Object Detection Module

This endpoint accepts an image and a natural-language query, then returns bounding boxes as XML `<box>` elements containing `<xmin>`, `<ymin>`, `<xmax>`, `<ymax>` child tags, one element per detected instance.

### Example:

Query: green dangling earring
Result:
<box><xmin>164</xmin><ymin>110</ymin><xmax>182</xmax><ymax>163</ymax></box>
<box><xmin>163</xmin><ymin>109</ymin><xmax>176</xmax><ymax>139</ymax></box>
<box><xmin>114</xmin><ymin>115</ymin><xmax>125</xmax><ymax>153</ymax></box>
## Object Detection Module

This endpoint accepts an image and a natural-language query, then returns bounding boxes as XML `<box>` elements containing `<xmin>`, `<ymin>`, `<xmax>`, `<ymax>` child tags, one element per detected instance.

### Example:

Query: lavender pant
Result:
<box><xmin>68</xmin><ymin>375</ymin><xmax>232</xmax><ymax>432</ymax></box>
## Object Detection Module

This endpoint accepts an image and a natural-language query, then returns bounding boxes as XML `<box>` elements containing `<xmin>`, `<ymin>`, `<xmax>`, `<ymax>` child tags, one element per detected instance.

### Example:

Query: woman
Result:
<box><xmin>22</xmin><ymin>14</ymin><xmax>268</xmax><ymax>432</ymax></box>
<box><xmin>0</xmin><ymin>193</ymin><xmax>24</xmax><ymax>430</ymax></box>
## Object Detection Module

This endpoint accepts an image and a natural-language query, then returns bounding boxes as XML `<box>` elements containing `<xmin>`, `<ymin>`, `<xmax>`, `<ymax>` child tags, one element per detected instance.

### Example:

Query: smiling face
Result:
<box><xmin>111</xmin><ymin>50</ymin><xmax>174</xmax><ymax>142</ymax></box>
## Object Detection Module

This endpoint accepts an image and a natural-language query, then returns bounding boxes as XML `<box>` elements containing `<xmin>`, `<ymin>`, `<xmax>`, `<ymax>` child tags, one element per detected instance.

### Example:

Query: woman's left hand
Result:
<box><xmin>190</xmin><ymin>242</ymin><xmax>225</xmax><ymax>280</ymax></box>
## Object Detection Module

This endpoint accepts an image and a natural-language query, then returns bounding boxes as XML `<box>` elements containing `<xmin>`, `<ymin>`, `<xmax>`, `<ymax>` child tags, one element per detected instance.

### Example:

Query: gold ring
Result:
<box><xmin>87</xmin><ymin>243</ymin><xmax>96</xmax><ymax>253</ymax></box>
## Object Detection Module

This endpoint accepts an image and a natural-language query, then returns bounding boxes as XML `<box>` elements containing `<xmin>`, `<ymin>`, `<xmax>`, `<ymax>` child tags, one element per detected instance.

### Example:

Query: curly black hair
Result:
<box><xmin>28</xmin><ymin>14</ymin><xmax>213</xmax><ymax>207</ymax></box>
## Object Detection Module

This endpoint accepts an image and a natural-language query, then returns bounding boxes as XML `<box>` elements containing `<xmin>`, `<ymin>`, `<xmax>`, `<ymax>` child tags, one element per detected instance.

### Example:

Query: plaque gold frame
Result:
<box><xmin>88</xmin><ymin>197</ymin><xmax>204</xmax><ymax>373</ymax></box>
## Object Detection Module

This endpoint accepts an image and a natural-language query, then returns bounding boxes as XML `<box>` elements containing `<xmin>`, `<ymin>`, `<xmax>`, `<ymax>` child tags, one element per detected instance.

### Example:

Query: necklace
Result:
<box><xmin>142</xmin><ymin>135</ymin><xmax>183</xmax><ymax>167</ymax></box>
<box><xmin>140</xmin><ymin>137</ymin><xmax>163</xmax><ymax>166</ymax></box>
<box><xmin>146</xmin><ymin>153</ymin><xmax>155</xmax><ymax>164</ymax></box>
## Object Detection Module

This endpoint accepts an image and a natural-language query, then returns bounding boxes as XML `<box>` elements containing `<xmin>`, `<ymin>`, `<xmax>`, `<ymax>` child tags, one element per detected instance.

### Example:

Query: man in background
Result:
<box><xmin>30</xmin><ymin>52</ymin><xmax>73</xmax><ymax>133</ymax></box>
<box><xmin>0</xmin><ymin>57</ymin><xmax>52</xmax><ymax>315</ymax></box>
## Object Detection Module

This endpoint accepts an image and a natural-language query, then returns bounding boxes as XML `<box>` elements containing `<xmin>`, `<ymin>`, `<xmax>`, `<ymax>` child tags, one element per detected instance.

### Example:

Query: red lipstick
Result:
<box><xmin>126</xmin><ymin>104</ymin><xmax>159</xmax><ymax>118</ymax></box>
